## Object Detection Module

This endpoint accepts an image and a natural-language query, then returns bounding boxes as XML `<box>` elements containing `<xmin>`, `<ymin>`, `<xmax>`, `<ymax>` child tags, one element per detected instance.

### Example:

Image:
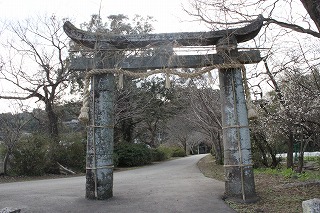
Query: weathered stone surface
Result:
<box><xmin>218</xmin><ymin>37</ymin><xmax>257</xmax><ymax>203</ymax></box>
<box><xmin>302</xmin><ymin>198</ymin><xmax>320</xmax><ymax>213</ymax></box>
<box><xmin>0</xmin><ymin>207</ymin><xmax>21</xmax><ymax>213</ymax></box>
<box><xmin>69</xmin><ymin>50</ymin><xmax>262</xmax><ymax>71</ymax></box>
<box><xmin>63</xmin><ymin>15</ymin><xmax>264</xmax><ymax>49</ymax></box>
<box><xmin>86</xmin><ymin>71</ymin><xmax>115</xmax><ymax>200</ymax></box>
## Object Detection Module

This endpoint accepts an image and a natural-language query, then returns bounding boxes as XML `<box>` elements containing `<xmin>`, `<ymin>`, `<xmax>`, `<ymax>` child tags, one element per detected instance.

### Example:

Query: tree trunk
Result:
<box><xmin>148</xmin><ymin>128</ymin><xmax>157</xmax><ymax>148</ymax></box>
<box><xmin>3</xmin><ymin>149</ymin><xmax>10</xmax><ymax>175</ymax></box>
<box><xmin>297</xmin><ymin>152</ymin><xmax>304</xmax><ymax>173</ymax></box>
<box><xmin>287</xmin><ymin>131</ymin><xmax>294</xmax><ymax>169</ymax></box>
<box><xmin>297</xmin><ymin>137</ymin><xmax>311</xmax><ymax>173</ymax></box>
<box><xmin>45</xmin><ymin>103</ymin><xmax>59</xmax><ymax>140</ymax></box>
<box><xmin>211</xmin><ymin>132</ymin><xmax>223</xmax><ymax>165</ymax></box>
<box><xmin>300</xmin><ymin>0</ymin><xmax>320</xmax><ymax>32</ymax></box>
<box><xmin>122</xmin><ymin>118</ymin><xmax>134</xmax><ymax>143</ymax></box>
<box><xmin>266</xmin><ymin>143</ymin><xmax>281</xmax><ymax>168</ymax></box>
<box><xmin>254</xmin><ymin>136</ymin><xmax>269</xmax><ymax>167</ymax></box>
<box><xmin>183</xmin><ymin>140</ymin><xmax>187</xmax><ymax>155</ymax></box>
<box><xmin>151</xmin><ymin>132</ymin><xmax>157</xmax><ymax>148</ymax></box>
<box><xmin>179</xmin><ymin>138</ymin><xmax>187</xmax><ymax>155</ymax></box>
<box><xmin>147</xmin><ymin>121</ymin><xmax>158</xmax><ymax>148</ymax></box>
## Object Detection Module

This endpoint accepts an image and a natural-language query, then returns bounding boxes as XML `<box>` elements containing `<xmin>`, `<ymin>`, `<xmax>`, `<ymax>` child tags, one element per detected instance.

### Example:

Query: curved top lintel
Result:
<box><xmin>63</xmin><ymin>15</ymin><xmax>264</xmax><ymax>49</ymax></box>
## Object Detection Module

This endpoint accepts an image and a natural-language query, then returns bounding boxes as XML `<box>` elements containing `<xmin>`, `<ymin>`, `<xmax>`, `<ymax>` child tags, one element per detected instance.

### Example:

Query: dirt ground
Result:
<box><xmin>197</xmin><ymin>154</ymin><xmax>320</xmax><ymax>213</ymax></box>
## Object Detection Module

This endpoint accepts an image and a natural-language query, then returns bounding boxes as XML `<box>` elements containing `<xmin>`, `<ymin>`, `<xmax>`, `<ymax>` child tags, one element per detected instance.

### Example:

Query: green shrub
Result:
<box><xmin>304</xmin><ymin>156</ymin><xmax>320</xmax><ymax>165</ymax></box>
<box><xmin>155</xmin><ymin>146</ymin><xmax>173</xmax><ymax>160</ymax></box>
<box><xmin>152</xmin><ymin>148</ymin><xmax>168</xmax><ymax>161</ymax></box>
<box><xmin>54</xmin><ymin>133</ymin><xmax>86</xmax><ymax>172</ymax></box>
<box><xmin>172</xmin><ymin>147</ymin><xmax>186</xmax><ymax>157</ymax></box>
<box><xmin>151</xmin><ymin>146</ymin><xmax>186</xmax><ymax>161</ymax></box>
<box><xmin>11</xmin><ymin>134</ymin><xmax>49</xmax><ymax>176</ymax></box>
<box><xmin>113</xmin><ymin>153</ymin><xmax>119</xmax><ymax>167</ymax></box>
<box><xmin>280</xmin><ymin>168</ymin><xmax>296</xmax><ymax>179</ymax></box>
<box><xmin>115</xmin><ymin>143</ymin><xmax>152</xmax><ymax>167</ymax></box>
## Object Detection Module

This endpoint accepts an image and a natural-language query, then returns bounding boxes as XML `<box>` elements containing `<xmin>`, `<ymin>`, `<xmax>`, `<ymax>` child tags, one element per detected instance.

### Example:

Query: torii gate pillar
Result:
<box><xmin>85</xmin><ymin>48</ymin><xmax>115</xmax><ymax>200</ymax></box>
<box><xmin>217</xmin><ymin>36</ymin><xmax>257</xmax><ymax>202</ymax></box>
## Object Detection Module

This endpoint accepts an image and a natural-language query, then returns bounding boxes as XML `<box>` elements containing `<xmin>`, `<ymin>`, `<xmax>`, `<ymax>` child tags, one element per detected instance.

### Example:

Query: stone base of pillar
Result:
<box><xmin>85</xmin><ymin>168</ymin><xmax>113</xmax><ymax>200</ymax></box>
<box><xmin>223</xmin><ymin>166</ymin><xmax>258</xmax><ymax>203</ymax></box>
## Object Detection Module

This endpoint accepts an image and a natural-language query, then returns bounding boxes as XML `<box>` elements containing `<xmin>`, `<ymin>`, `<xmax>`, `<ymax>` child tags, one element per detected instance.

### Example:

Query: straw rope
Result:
<box><xmin>78</xmin><ymin>63</ymin><xmax>244</xmax><ymax>123</ymax></box>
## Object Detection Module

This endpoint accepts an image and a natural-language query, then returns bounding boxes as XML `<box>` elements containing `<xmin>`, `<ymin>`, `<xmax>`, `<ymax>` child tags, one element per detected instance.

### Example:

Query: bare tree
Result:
<box><xmin>184</xmin><ymin>0</ymin><xmax>320</xmax><ymax>169</ymax></box>
<box><xmin>185</xmin><ymin>0</ymin><xmax>320</xmax><ymax>36</ymax></box>
<box><xmin>132</xmin><ymin>77</ymin><xmax>183</xmax><ymax>147</ymax></box>
<box><xmin>300</xmin><ymin>0</ymin><xmax>320</xmax><ymax>32</ymax></box>
<box><xmin>69</xmin><ymin>14</ymin><xmax>156</xmax><ymax>144</ymax></box>
<box><xmin>184</xmin><ymin>0</ymin><xmax>320</xmax><ymax>89</ymax></box>
<box><xmin>186</xmin><ymin>81</ymin><xmax>223</xmax><ymax>164</ymax></box>
<box><xmin>166</xmin><ymin>114</ymin><xmax>197</xmax><ymax>154</ymax></box>
<box><xmin>280</xmin><ymin>68</ymin><xmax>320</xmax><ymax>171</ymax></box>
<box><xmin>0</xmin><ymin>16</ymin><xmax>70</xmax><ymax>140</ymax></box>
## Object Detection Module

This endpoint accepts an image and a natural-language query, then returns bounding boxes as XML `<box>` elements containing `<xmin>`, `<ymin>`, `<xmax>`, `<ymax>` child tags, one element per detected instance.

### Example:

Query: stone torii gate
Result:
<box><xmin>64</xmin><ymin>15</ymin><xmax>263</xmax><ymax>202</ymax></box>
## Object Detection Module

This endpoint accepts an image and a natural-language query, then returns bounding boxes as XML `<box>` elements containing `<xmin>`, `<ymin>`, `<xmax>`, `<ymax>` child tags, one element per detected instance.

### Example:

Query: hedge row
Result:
<box><xmin>8</xmin><ymin>134</ymin><xmax>186</xmax><ymax>176</ymax></box>
<box><xmin>114</xmin><ymin>144</ymin><xmax>186</xmax><ymax>167</ymax></box>
<box><xmin>10</xmin><ymin>133</ymin><xmax>86</xmax><ymax>176</ymax></box>
<box><xmin>114</xmin><ymin>143</ymin><xmax>153</xmax><ymax>167</ymax></box>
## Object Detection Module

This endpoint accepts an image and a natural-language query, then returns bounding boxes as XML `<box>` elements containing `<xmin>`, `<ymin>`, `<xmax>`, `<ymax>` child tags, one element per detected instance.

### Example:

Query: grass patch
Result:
<box><xmin>255</xmin><ymin>167</ymin><xmax>320</xmax><ymax>181</ymax></box>
<box><xmin>304</xmin><ymin>156</ymin><xmax>320</xmax><ymax>162</ymax></box>
<box><xmin>197</xmin><ymin>154</ymin><xmax>320</xmax><ymax>213</ymax></box>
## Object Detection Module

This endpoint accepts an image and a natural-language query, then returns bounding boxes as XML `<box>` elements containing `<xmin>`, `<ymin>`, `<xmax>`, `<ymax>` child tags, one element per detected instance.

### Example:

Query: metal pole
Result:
<box><xmin>217</xmin><ymin>36</ymin><xmax>257</xmax><ymax>202</ymax></box>
<box><xmin>86</xmin><ymin>47</ymin><xmax>115</xmax><ymax>200</ymax></box>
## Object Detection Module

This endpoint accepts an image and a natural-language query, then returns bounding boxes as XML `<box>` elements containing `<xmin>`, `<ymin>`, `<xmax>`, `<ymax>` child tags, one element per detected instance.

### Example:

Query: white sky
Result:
<box><xmin>0</xmin><ymin>0</ymin><xmax>212</xmax><ymax>113</ymax></box>
<box><xmin>0</xmin><ymin>0</ymin><xmax>207</xmax><ymax>32</ymax></box>
<box><xmin>0</xmin><ymin>0</ymin><xmax>315</xmax><ymax>113</ymax></box>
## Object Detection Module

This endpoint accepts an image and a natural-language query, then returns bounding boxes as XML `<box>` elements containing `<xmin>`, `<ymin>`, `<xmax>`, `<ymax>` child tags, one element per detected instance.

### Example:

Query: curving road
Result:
<box><xmin>0</xmin><ymin>154</ymin><xmax>235</xmax><ymax>213</ymax></box>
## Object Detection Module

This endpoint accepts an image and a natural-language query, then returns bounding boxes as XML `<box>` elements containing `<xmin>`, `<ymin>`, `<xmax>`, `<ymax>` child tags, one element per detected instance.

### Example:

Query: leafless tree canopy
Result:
<box><xmin>184</xmin><ymin>0</ymin><xmax>320</xmax><ymax>168</ymax></box>
<box><xmin>0</xmin><ymin>16</ymin><xmax>70</xmax><ymax>139</ymax></box>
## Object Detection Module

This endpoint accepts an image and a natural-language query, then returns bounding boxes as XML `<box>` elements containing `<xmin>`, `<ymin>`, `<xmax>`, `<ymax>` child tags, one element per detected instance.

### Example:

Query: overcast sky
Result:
<box><xmin>0</xmin><ymin>0</ymin><xmax>207</xmax><ymax>33</ymax></box>
<box><xmin>0</xmin><ymin>0</ymin><xmax>212</xmax><ymax>113</ymax></box>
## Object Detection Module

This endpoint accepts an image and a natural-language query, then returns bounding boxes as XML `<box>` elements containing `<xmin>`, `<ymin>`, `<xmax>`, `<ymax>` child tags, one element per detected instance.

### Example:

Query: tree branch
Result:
<box><xmin>264</xmin><ymin>17</ymin><xmax>320</xmax><ymax>38</ymax></box>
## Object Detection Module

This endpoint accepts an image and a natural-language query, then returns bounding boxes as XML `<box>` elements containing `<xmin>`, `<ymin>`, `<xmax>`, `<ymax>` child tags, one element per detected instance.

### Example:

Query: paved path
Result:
<box><xmin>0</xmin><ymin>154</ymin><xmax>235</xmax><ymax>213</ymax></box>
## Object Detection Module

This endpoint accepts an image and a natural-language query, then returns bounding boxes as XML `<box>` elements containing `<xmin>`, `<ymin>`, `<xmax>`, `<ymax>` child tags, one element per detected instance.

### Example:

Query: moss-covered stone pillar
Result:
<box><xmin>86</xmin><ymin>48</ymin><xmax>115</xmax><ymax>200</ymax></box>
<box><xmin>217</xmin><ymin>36</ymin><xmax>257</xmax><ymax>203</ymax></box>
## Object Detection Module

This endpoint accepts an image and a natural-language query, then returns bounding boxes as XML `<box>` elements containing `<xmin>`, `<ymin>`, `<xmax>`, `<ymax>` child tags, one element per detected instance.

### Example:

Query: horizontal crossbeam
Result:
<box><xmin>69</xmin><ymin>50</ymin><xmax>261</xmax><ymax>71</ymax></box>
<box><xmin>64</xmin><ymin>15</ymin><xmax>263</xmax><ymax>49</ymax></box>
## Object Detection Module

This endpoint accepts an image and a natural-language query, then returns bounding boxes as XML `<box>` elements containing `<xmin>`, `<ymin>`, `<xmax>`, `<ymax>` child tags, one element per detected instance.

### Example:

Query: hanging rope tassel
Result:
<box><xmin>118</xmin><ymin>73</ymin><xmax>124</xmax><ymax>90</ymax></box>
<box><xmin>207</xmin><ymin>71</ymin><xmax>214</xmax><ymax>85</ymax></box>
<box><xmin>165</xmin><ymin>73</ymin><xmax>170</xmax><ymax>89</ymax></box>
<box><xmin>247</xmin><ymin>103</ymin><xmax>258</xmax><ymax>120</ymax></box>
<box><xmin>78</xmin><ymin>75</ymin><xmax>91</xmax><ymax>123</ymax></box>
